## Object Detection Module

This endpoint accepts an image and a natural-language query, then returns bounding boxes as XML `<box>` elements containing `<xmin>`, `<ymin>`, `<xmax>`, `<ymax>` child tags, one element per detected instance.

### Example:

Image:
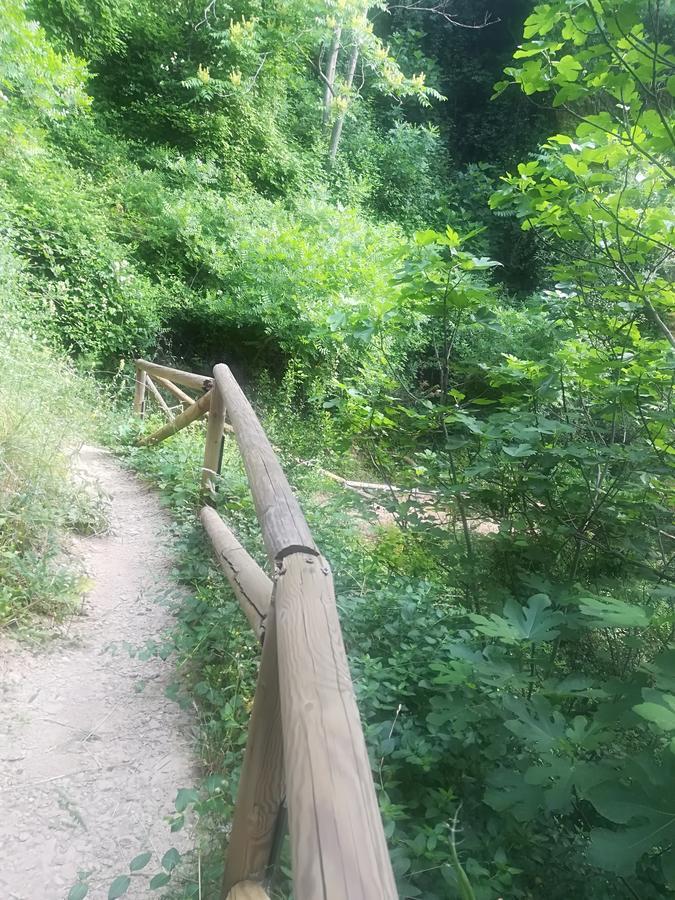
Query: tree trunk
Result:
<box><xmin>328</xmin><ymin>39</ymin><xmax>359</xmax><ymax>164</ymax></box>
<box><xmin>322</xmin><ymin>25</ymin><xmax>341</xmax><ymax>126</ymax></box>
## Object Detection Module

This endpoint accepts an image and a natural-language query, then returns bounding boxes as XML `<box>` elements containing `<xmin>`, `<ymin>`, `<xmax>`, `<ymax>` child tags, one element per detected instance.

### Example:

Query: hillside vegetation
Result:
<box><xmin>1</xmin><ymin>0</ymin><xmax>674</xmax><ymax>897</ymax></box>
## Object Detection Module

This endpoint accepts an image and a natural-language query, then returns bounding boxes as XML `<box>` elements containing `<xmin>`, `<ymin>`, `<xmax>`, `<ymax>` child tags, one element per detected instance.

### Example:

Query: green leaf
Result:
<box><xmin>174</xmin><ymin>787</ymin><xmax>199</xmax><ymax>813</ymax></box>
<box><xmin>108</xmin><ymin>876</ymin><xmax>131</xmax><ymax>900</ymax></box>
<box><xmin>524</xmin><ymin>756</ymin><xmax>576</xmax><ymax>811</ymax></box>
<box><xmin>586</xmin><ymin>756</ymin><xmax>675</xmax><ymax>876</ymax></box>
<box><xmin>577</xmin><ymin>596</ymin><xmax>648</xmax><ymax>628</ymax></box>
<box><xmin>471</xmin><ymin>594</ymin><xmax>561</xmax><ymax>644</ymax></box>
<box><xmin>149</xmin><ymin>873</ymin><xmax>172</xmax><ymax>890</ymax></box>
<box><xmin>503</xmin><ymin>695</ymin><xmax>566</xmax><ymax>751</ymax></box>
<box><xmin>634</xmin><ymin>690</ymin><xmax>675</xmax><ymax>732</ymax></box>
<box><xmin>170</xmin><ymin>814</ymin><xmax>185</xmax><ymax>832</ymax></box>
<box><xmin>161</xmin><ymin>848</ymin><xmax>181</xmax><ymax>872</ymax></box>
<box><xmin>445</xmin><ymin>225</ymin><xmax>461</xmax><ymax>247</ymax></box>
<box><xmin>642</xmin><ymin>647</ymin><xmax>675</xmax><ymax>691</ymax></box>
<box><xmin>68</xmin><ymin>885</ymin><xmax>88</xmax><ymax>900</ymax></box>
<box><xmin>554</xmin><ymin>54</ymin><xmax>582</xmax><ymax>82</ymax></box>
<box><xmin>129</xmin><ymin>852</ymin><xmax>152</xmax><ymax>872</ymax></box>
<box><xmin>505</xmin><ymin>594</ymin><xmax>562</xmax><ymax>642</ymax></box>
<box><xmin>484</xmin><ymin>768</ymin><xmax>542</xmax><ymax>821</ymax></box>
<box><xmin>502</xmin><ymin>443</ymin><xmax>536</xmax><ymax>458</ymax></box>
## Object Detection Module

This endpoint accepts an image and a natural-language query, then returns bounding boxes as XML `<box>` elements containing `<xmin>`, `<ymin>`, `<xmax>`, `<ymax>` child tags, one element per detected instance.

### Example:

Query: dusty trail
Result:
<box><xmin>0</xmin><ymin>446</ymin><xmax>197</xmax><ymax>899</ymax></box>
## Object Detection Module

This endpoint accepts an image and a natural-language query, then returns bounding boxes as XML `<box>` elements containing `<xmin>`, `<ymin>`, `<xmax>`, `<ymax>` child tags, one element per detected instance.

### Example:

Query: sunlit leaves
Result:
<box><xmin>0</xmin><ymin>0</ymin><xmax>90</xmax><ymax>118</ymax></box>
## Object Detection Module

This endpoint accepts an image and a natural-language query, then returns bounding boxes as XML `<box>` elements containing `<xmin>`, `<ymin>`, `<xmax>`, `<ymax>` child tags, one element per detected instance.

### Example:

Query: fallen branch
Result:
<box><xmin>305</xmin><ymin>463</ymin><xmax>439</xmax><ymax>499</ymax></box>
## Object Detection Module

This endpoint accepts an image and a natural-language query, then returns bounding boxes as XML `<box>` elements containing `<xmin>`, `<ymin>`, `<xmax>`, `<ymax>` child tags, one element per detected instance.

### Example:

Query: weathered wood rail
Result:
<box><xmin>132</xmin><ymin>359</ymin><xmax>398</xmax><ymax>900</ymax></box>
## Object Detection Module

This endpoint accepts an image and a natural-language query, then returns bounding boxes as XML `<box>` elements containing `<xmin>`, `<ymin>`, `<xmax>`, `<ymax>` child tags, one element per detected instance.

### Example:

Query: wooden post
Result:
<box><xmin>213</xmin><ymin>365</ymin><xmax>317</xmax><ymax>562</ymax></box>
<box><xmin>138</xmin><ymin>390</ymin><xmax>212</xmax><ymax>447</ymax></box>
<box><xmin>153</xmin><ymin>375</ymin><xmax>194</xmax><ymax>409</ymax></box>
<box><xmin>134</xmin><ymin>358</ymin><xmax>213</xmax><ymax>393</ymax></box>
<box><xmin>222</xmin><ymin>609</ymin><xmax>285</xmax><ymax>896</ymax></box>
<box><xmin>226</xmin><ymin>883</ymin><xmax>271</xmax><ymax>900</ymax></box>
<box><xmin>202</xmin><ymin>374</ymin><xmax>227</xmax><ymax>499</ymax></box>
<box><xmin>200</xmin><ymin>507</ymin><xmax>272</xmax><ymax>640</ymax></box>
<box><xmin>133</xmin><ymin>366</ymin><xmax>147</xmax><ymax>418</ymax></box>
<box><xmin>145</xmin><ymin>374</ymin><xmax>174</xmax><ymax>420</ymax></box>
<box><xmin>275</xmin><ymin>553</ymin><xmax>397</xmax><ymax>900</ymax></box>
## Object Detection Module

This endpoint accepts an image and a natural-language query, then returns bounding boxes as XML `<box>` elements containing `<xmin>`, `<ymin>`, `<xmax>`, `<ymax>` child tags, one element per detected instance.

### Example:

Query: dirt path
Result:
<box><xmin>0</xmin><ymin>446</ymin><xmax>197</xmax><ymax>900</ymax></box>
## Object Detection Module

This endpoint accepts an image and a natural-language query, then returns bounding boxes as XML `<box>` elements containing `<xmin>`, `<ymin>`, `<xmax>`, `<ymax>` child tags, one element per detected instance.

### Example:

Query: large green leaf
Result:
<box><xmin>503</xmin><ymin>695</ymin><xmax>566</xmax><ymax>751</ymax></box>
<box><xmin>576</xmin><ymin>595</ymin><xmax>649</xmax><ymax>628</ymax></box>
<box><xmin>484</xmin><ymin>768</ymin><xmax>542</xmax><ymax>822</ymax></box>
<box><xmin>504</xmin><ymin>594</ymin><xmax>563</xmax><ymax>641</ymax></box>
<box><xmin>586</xmin><ymin>756</ymin><xmax>675</xmax><ymax>878</ymax></box>
<box><xmin>471</xmin><ymin>594</ymin><xmax>562</xmax><ymax>644</ymax></box>
<box><xmin>642</xmin><ymin>647</ymin><xmax>675</xmax><ymax>691</ymax></box>
<box><xmin>634</xmin><ymin>689</ymin><xmax>675</xmax><ymax>733</ymax></box>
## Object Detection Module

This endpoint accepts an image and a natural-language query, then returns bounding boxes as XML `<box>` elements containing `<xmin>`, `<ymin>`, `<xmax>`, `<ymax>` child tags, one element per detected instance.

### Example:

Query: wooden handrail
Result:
<box><xmin>202</xmin><ymin>373</ymin><xmax>227</xmax><ymax>498</ymax></box>
<box><xmin>153</xmin><ymin>375</ymin><xmax>194</xmax><ymax>408</ymax></box>
<box><xmin>145</xmin><ymin>373</ymin><xmax>174</xmax><ymax>420</ymax></box>
<box><xmin>138</xmin><ymin>390</ymin><xmax>212</xmax><ymax>447</ymax></box>
<box><xmin>222</xmin><ymin>608</ymin><xmax>285</xmax><ymax>894</ymax></box>
<box><xmin>275</xmin><ymin>552</ymin><xmax>397</xmax><ymax>899</ymax></box>
<box><xmin>200</xmin><ymin>506</ymin><xmax>271</xmax><ymax>640</ymax></box>
<box><xmin>136</xmin><ymin>358</ymin><xmax>213</xmax><ymax>392</ymax></box>
<box><xmin>133</xmin><ymin>359</ymin><xmax>397</xmax><ymax>900</ymax></box>
<box><xmin>133</xmin><ymin>365</ymin><xmax>146</xmax><ymax>417</ymax></box>
<box><xmin>226</xmin><ymin>883</ymin><xmax>271</xmax><ymax>900</ymax></box>
<box><xmin>213</xmin><ymin>364</ymin><xmax>317</xmax><ymax>563</ymax></box>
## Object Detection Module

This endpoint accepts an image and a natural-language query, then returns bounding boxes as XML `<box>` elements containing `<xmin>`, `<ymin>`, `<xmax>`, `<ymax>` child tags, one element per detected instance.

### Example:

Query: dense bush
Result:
<box><xmin>0</xmin><ymin>245</ymin><xmax>104</xmax><ymax>625</ymax></box>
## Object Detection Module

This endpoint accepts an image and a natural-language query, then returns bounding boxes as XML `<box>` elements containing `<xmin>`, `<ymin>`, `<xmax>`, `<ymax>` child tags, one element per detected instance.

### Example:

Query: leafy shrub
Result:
<box><xmin>0</xmin><ymin>0</ymin><xmax>162</xmax><ymax>364</ymax></box>
<box><xmin>0</xmin><ymin>246</ymin><xmax>105</xmax><ymax>626</ymax></box>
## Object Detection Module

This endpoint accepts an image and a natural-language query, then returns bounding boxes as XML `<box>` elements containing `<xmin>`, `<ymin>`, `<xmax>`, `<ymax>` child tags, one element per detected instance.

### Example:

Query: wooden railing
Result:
<box><xmin>133</xmin><ymin>360</ymin><xmax>398</xmax><ymax>900</ymax></box>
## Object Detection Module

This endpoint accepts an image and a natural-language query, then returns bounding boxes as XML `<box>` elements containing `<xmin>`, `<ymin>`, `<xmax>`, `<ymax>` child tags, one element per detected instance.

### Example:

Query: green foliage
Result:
<box><xmin>107</xmin><ymin>875</ymin><xmax>130</xmax><ymax>899</ymax></box>
<box><xmin>0</xmin><ymin>244</ymin><xmax>106</xmax><ymax>627</ymax></box>
<box><xmin>0</xmin><ymin>1</ymin><xmax>162</xmax><ymax>362</ymax></box>
<box><xmin>67</xmin><ymin>884</ymin><xmax>88</xmax><ymax>900</ymax></box>
<box><xmin>492</xmin><ymin>0</ymin><xmax>674</xmax><ymax>348</ymax></box>
<box><xmin>7</xmin><ymin>0</ymin><xmax>675</xmax><ymax>896</ymax></box>
<box><xmin>1</xmin><ymin>0</ymin><xmax>90</xmax><ymax>118</ymax></box>
<box><xmin>318</xmin><ymin>204</ymin><xmax>673</xmax><ymax>895</ymax></box>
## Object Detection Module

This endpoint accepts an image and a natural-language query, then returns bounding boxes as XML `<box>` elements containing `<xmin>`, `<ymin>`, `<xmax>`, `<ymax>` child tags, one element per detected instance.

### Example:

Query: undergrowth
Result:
<box><xmin>0</xmin><ymin>247</ymin><xmax>105</xmax><ymax>629</ymax></box>
<box><xmin>117</xmin><ymin>420</ymin><xmax>484</xmax><ymax>899</ymax></box>
<box><xmin>118</xmin><ymin>403</ymin><xmax>670</xmax><ymax>900</ymax></box>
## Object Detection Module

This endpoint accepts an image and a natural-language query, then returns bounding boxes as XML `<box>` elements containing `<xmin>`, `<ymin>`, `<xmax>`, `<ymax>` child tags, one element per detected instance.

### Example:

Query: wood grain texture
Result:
<box><xmin>202</xmin><ymin>376</ymin><xmax>227</xmax><ymax>498</ymax></box>
<box><xmin>213</xmin><ymin>364</ymin><xmax>317</xmax><ymax>562</ymax></box>
<box><xmin>225</xmin><ymin>882</ymin><xmax>270</xmax><ymax>900</ymax></box>
<box><xmin>133</xmin><ymin>367</ymin><xmax>146</xmax><ymax>417</ymax></box>
<box><xmin>275</xmin><ymin>553</ymin><xmax>397</xmax><ymax>900</ymax></box>
<box><xmin>200</xmin><ymin>506</ymin><xmax>272</xmax><ymax>640</ymax></box>
<box><xmin>144</xmin><ymin>374</ymin><xmax>174</xmax><ymax>420</ymax></box>
<box><xmin>138</xmin><ymin>390</ymin><xmax>211</xmax><ymax>447</ymax></box>
<box><xmin>135</xmin><ymin>358</ymin><xmax>213</xmax><ymax>392</ymax></box>
<box><xmin>153</xmin><ymin>375</ymin><xmax>194</xmax><ymax>409</ymax></box>
<box><xmin>222</xmin><ymin>608</ymin><xmax>285</xmax><ymax>896</ymax></box>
